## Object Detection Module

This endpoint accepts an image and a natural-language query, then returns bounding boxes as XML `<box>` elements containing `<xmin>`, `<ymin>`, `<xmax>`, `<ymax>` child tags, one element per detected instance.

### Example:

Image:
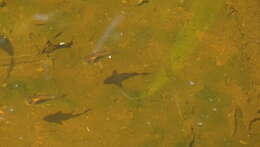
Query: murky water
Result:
<box><xmin>0</xmin><ymin>0</ymin><xmax>259</xmax><ymax>146</ymax></box>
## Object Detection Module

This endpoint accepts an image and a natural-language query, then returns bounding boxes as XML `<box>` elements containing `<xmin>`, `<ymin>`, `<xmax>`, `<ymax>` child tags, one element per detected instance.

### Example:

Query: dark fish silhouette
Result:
<box><xmin>0</xmin><ymin>35</ymin><xmax>15</xmax><ymax>81</ymax></box>
<box><xmin>0</xmin><ymin>35</ymin><xmax>14</xmax><ymax>56</ymax></box>
<box><xmin>104</xmin><ymin>70</ymin><xmax>150</xmax><ymax>87</ymax></box>
<box><xmin>43</xmin><ymin>108</ymin><xmax>92</xmax><ymax>125</ymax></box>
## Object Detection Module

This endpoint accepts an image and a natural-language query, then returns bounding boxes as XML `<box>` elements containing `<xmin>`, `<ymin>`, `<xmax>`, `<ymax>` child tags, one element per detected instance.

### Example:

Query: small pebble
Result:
<box><xmin>59</xmin><ymin>42</ymin><xmax>65</xmax><ymax>45</ymax></box>
<box><xmin>197</xmin><ymin>122</ymin><xmax>203</xmax><ymax>127</ymax></box>
<box><xmin>8</xmin><ymin>108</ymin><xmax>14</xmax><ymax>112</ymax></box>
<box><xmin>86</xmin><ymin>127</ymin><xmax>90</xmax><ymax>132</ymax></box>
<box><xmin>209</xmin><ymin>98</ymin><xmax>214</xmax><ymax>102</ymax></box>
<box><xmin>212</xmin><ymin>108</ymin><xmax>217</xmax><ymax>112</ymax></box>
<box><xmin>189</xmin><ymin>81</ymin><xmax>195</xmax><ymax>86</ymax></box>
<box><xmin>146</xmin><ymin>121</ymin><xmax>151</xmax><ymax>125</ymax></box>
<box><xmin>108</xmin><ymin>55</ymin><xmax>112</xmax><ymax>59</ymax></box>
<box><xmin>2</xmin><ymin>83</ymin><xmax>7</xmax><ymax>87</ymax></box>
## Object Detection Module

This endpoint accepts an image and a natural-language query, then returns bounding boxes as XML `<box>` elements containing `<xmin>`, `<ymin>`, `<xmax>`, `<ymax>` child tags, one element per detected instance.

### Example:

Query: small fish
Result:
<box><xmin>86</xmin><ymin>50</ymin><xmax>111</xmax><ymax>63</ymax></box>
<box><xmin>0</xmin><ymin>35</ymin><xmax>14</xmax><ymax>56</ymax></box>
<box><xmin>43</xmin><ymin>108</ymin><xmax>92</xmax><ymax>124</ymax></box>
<box><xmin>27</xmin><ymin>94</ymin><xmax>66</xmax><ymax>105</ymax></box>
<box><xmin>41</xmin><ymin>40</ymin><xmax>73</xmax><ymax>54</ymax></box>
<box><xmin>104</xmin><ymin>70</ymin><xmax>150</xmax><ymax>87</ymax></box>
<box><xmin>0</xmin><ymin>35</ymin><xmax>15</xmax><ymax>81</ymax></box>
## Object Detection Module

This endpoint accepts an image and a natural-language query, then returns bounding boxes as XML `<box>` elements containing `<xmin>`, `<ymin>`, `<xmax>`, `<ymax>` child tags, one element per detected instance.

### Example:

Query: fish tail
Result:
<box><xmin>140</xmin><ymin>72</ymin><xmax>150</xmax><ymax>75</ymax></box>
<box><xmin>82</xmin><ymin>108</ymin><xmax>92</xmax><ymax>114</ymax></box>
<box><xmin>2</xmin><ymin>56</ymin><xmax>14</xmax><ymax>82</ymax></box>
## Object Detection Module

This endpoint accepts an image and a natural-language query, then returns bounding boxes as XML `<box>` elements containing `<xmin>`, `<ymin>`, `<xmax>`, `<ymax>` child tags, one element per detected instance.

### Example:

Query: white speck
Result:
<box><xmin>189</xmin><ymin>81</ymin><xmax>195</xmax><ymax>86</ymax></box>
<box><xmin>2</xmin><ymin>83</ymin><xmax>7</xmax><ymax>87</ymax></box>
<box><xmin>9</xmin><ymin>108</ymin><xmax>14</xmax><ymax>112</ymax></box>
<box><xmin>108</xmin><ymin>55</ymin><xmax>112</xmax><ymax>59</ymax></box>
<box><xmin>59</xmin><ymin>42</ymin><xmax>65</xmax><ymax>45</ymax></box>
<box><xmin>86</xmin><ymin>126</ymin><xmax>90</xmax><ymax>132</ymax></box>
<box><xmin>197</xmin><ymin>122</ymin><xmax>203</xmax><ymax>127</ymax></box>
<box><xmin>146</xmin><ymin>121</ymin><xmax>151</xmax><ymax>126</ymax></box>
<box><xmin>209</xmin><ymin>98</ymin><xmax>214</xmax><ymax>102</ymax></box>
<box><xmin>212</xmin><ymin>108</ymin><xmax>217</xmax><ymax>112</ymax></box>
<box><xmin>14</xmin><ymin>84</ymin><xmax>19</xmax><ymax>88</ymax></box>
<box><xmin>33</xmin><ymin>13</ymin><xmax>49</xmax><ymax>21</ymax></box>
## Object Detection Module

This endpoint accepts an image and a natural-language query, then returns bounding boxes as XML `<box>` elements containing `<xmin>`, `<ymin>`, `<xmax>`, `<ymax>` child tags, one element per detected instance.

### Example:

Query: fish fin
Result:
<box><xmin>57</xmin><ymin>121</ymin><xmax>63</xmax><ymax>125</ymax></box>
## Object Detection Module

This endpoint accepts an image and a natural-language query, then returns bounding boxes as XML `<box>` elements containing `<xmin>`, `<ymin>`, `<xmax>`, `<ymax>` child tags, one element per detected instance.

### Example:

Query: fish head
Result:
<box><xmin>104</xmin><ymin>70</ymin><xmax>117</xmax><ymax>84</ymax></box>
<box><xmin>103</xmin><ymin>70</ymin><xmax>123</xmax><ymax>87</ymax></box>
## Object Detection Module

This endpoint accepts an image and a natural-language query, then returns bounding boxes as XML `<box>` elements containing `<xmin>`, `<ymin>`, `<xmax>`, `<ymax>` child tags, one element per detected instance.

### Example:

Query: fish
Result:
<box><xmin>0</xmin><ymin>35</ymin><xmax>14</xmax><ymax>56</ymax></box>
<box><xmin>43</xmin><ymin>108</ymin><xmax>92</xmax><ymax>125</ymax></box>
<box><xmin>85</xmin><ymin>50</ymin><xmax>111</xmax><ymax>63</ymax></box>
<box><xmin>27</xmin><ymin>94</ymin><xmax>66</xmax><ymax>105</ymax></box>
<box><xmin>41</xmin><ymin>40</ymin><xmax>73</xmax><ymax>54</ymax></box>
<box><xmin>0</xmin><ymin>35</ymin><xmax>15</xmax><ymax>81</ymax></box>
<box><xmin>104</xmin><ymin>70</ymin><xmax>150</xmax><ymax>87</ymax></box>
